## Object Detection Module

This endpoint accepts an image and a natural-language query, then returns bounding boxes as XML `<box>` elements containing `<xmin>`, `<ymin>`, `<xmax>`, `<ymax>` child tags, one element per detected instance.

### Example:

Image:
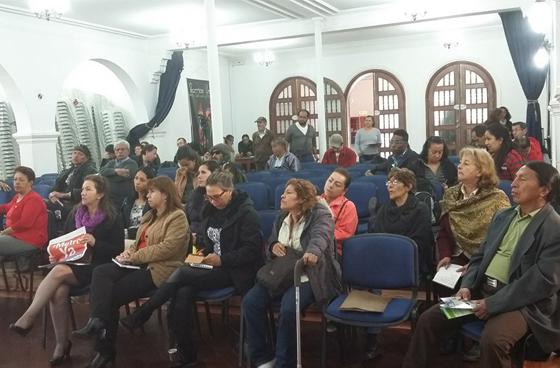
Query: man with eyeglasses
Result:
<box><xmin>366</xmin><ymin>129</ymin><xmax>423</xmax><ymax>178</ymax></box>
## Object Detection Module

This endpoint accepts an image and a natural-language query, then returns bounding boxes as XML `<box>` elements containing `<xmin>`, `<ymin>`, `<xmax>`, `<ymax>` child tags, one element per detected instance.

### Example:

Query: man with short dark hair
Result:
<box><xmin>512</xmin><ymin>121</ymin><xmax>543</xmax><ymax>161</ymax></box>
<box><xmin>471</xmin><ymin>125</ymin><xmax>487</xmax><ymax>148</ymax></box>
<box><xmin>252</xmin><ymin>116</ymin><xmax>275</xmax><ymax>171</ymax></box>
<box><xmin>367</xmin><ymin>129</ymin><xmax>422</xmax><ymax>177</ymax></box>
<box><xmin>266</xmin><ymin>138</ymin><xmax>301</xmax><ymax>171</ymax></box>
<box><xmin>285</xmin><ymin>109</ymin><xmax>318</xmax><ymax>162</ymax></box>
<box><xmin>142</xmin><ymin>144</ymin><xmax>160</xmax><ymax>174</ymax></box>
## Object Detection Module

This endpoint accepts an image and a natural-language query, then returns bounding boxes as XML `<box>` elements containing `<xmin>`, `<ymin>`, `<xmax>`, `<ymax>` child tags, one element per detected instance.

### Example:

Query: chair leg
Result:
<box><xmin>238</xmin><ymin>304</ymin><xmax>244</xmax><ymax>368</ymax></box>
<box><xmin>14</xmin><ymin>260</ymin><xmax>25</xmax><ymax>291</ymax></box>
<box><xmin>337</xmin><ymin>324</ymin><xmax>345</xmax><ymax>366</ymax></box>
<box><xmin>28</xmin><ymin>268</ymin><xmax>35</xmax><ymax>303</ymax></box>
<box><xmin>193</xmin><ymin>302</ymin><xmax>203</xmax><ymax>339</ymax></box>
<box><xmin>1</xmin><ymin>261</ymin><xmax>10</xmax><ymax>291</ymax></box>
<box><xmin>321</xmin><ymin>316</ymin><xmax>327</xmax><ymax>368</ymax></box>
<box><xmin>204</xmin><ymin>302</ymin><xmax>214</xmax><ymax>337</ymax></box>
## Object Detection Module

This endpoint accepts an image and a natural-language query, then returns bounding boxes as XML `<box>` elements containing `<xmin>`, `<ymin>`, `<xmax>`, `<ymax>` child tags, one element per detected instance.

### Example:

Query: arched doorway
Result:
<box><xmin>426</xmin><ymin>61</ymin><xmax>496</xmax><ymax>155</ymax></box>
<box><xmin>345</xmin><ymin>70</ymin><xmax>406</xmax><ymax>157</ymax></box>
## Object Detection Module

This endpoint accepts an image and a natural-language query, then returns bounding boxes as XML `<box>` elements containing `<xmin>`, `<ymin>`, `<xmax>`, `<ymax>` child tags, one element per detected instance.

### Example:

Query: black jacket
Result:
<box><xmin>185</xmin><ymin>187</ymin><xmax>206</xmax><ymax>236</ymax></box>
<box><xmin>369</xmin><ymin>195</ymin><xmax>435</xmax><ymax>277</ymax></box>
<box><xmin>372</xmin><ymin>149</ymin><xmax>423</xmax><ymax>177</ymax></box>
<box><xmin>52</xmin><ymin>161</ymin><xmax>97</xmax><ymax>203</ymax></box>
<box><xmin>64</xmin><ymin>208</ymin><xmax>124</xmax><ymax>268</ymax></box>
<box><xmin>121</xmin><ymin>196</ymin><xmax>151</xmax><ymax>239</ymax></box>
<box><xmin>200</xmin><ymin>191</ymin><xmax>262</xmax><ymax>294</ymax></box>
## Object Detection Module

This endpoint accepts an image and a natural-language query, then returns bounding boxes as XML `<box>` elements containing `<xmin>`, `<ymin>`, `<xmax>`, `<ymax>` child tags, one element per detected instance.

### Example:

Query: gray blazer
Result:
<box><xmin>461</xmin><ymin>204</ymin><xmax>560</xmax><ymax>352</ymax></box>
<box><xmin>268</xmin><ymin>203</ymin><xmax>343</xmax><ymax>304</ymax></box>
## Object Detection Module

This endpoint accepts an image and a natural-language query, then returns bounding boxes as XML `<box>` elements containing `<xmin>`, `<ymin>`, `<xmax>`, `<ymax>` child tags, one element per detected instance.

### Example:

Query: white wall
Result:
<box><xmin>227</xmin><ymin>25</ymin><xmax>549</xmax><ymax>153</ymax></box>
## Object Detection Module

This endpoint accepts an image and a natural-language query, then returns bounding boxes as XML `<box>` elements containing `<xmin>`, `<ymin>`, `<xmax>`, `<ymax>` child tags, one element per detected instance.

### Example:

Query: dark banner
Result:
<box><xmin>187</xmin><ymin>78</ymin><xmax>212</xmax><ymax>154</ymax></box>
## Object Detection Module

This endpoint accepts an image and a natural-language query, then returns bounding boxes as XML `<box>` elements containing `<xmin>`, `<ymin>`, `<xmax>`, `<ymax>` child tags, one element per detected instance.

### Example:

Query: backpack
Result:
<box><xmin>414</xmin><ymin>191</ymin><xmax>440</xmax><ymax>225</ymax></box>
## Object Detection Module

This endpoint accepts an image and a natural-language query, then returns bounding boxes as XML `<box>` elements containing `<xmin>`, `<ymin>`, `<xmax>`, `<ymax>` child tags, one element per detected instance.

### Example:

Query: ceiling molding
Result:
<box><xmin>287</xmin><ymin>0</ymin><xmax>338</xmax><ymax>16</ymax></box>
<box><xmin>240</xmin><ymin>0</ymin><xmax>302</xmax><ymax>19</ymax></box>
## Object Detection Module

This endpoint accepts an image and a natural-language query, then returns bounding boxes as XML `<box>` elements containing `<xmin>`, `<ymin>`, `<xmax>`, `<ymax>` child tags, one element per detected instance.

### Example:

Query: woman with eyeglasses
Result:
<box><xmin>366</xmin><ymin>167</ymin><xmax>435</xmax><ymax>359</ymax></box>
<box><xmin>119</xmin><ymin>171</ymin><xmax>262</xmax><ymax>367</ymax></box>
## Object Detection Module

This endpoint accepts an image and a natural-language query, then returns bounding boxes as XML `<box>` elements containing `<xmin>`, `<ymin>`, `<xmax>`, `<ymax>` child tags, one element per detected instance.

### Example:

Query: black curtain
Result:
<box><xmin>127</xmin><ymin>51</ymin><xmax>184</xmax><ymax>146</ymax></box>
<box><xmin>500</xmin><ymin>10</ymin><xmax>548</xmax><ymax>145</ymax></box>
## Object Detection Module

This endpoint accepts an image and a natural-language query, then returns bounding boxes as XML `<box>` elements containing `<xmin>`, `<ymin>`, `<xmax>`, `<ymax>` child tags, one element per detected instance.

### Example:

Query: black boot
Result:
<box><xmin>85</xmin><ymin>351</ymin><xmax>115</xmax><ymax>368</ymax></box>
<box><xmin>119</xmin><ymin>307</ymin><xmax>152</xmax><ymax>332</ymax></box>
<box><xmin>169</xmin><ymin>346</ymin><xmax>197</xmax><ymax>368</ymax></box>
<box><xmin>72</xmin><ymin>318</ymin><xmax>106</xmax><ymax>340</ymax></box>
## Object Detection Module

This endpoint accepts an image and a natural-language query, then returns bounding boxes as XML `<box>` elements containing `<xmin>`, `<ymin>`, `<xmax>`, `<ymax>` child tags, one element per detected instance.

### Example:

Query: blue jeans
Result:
<box><xmin>243</xmin><ymin>282</ymin><xmax>315</xmax><ymax>368</ymax></box>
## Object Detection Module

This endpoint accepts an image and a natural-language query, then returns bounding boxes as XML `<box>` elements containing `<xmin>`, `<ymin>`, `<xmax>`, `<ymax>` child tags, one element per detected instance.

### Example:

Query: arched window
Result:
<box><xmin>345</xmin><ymin>70</ymin><xmax>406</xmax><ymax>157</ymax></box>
<box><xmin>426</xmin><ymin>61</ymin><xmax>496</xmax><ymax>155</ymax></box>
<box><xmin>269</xmin><ymin>76</ymin><xmax>348</xmax><ymax>145</ymax></box>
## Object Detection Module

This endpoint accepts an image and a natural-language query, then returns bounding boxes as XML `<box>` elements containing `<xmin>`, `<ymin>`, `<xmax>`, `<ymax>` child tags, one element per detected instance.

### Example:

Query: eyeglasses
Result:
<box><xmin>205</xmin><ymin>190</ymin><xmax>226</xmax><ymax>202</ymax></box>
<box><xmin>386</xmin><ymin>179</ymin><xmax>403</xmax><ymax>187</ymax></box>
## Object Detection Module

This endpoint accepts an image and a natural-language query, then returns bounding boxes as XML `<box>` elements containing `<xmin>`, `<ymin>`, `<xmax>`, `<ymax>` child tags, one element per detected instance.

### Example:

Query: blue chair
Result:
<box><xmin>194</xmin><ymin>286</ymin><xmax>236</xmax><ymax>337</ymax></box>
<box><xmin>499</xmin><ymin>180</ymin><xmax>513</xmax><ymax>204</ymax></box>
<box><xmin>262</xmin><ymin>177</ymin><xmax>289</xmax><ymax>207</ymax></box>
<box><xmin>432</xmin><ymin>182</ymin><xmax>444</xmax><ymax>202</ymax></box>
<box><xmin>34</xmin><ymin>184</ymin><xmax>52</xmax><ymax>199</ymax></box>
<box><xmin>345</xmin><ymin>182</ymin><xmax>378</xmax><ymax>234</ymax></box>
<box><xmin>356</xmin><ymin>175</ymin><xmax>389</xmax><ymax>204</ymax></box>
<box><xmin>258</xmin><ymin>209</ymin><xmax>278</xmax><ymax>243</ymax></box>
<box><xmin>448</xmin><ymin>155</ymin><xmax>460</xmax><ymax>166</ymax></box>
<box><xmin>321</xmin><ymin>233</ymin><xmax>419</xmax><ymax>367</ymax></box>
<box><xmin>0</xmin><ymin>190</ymin><xmax>12</xmax><ymax>204</ymax></box>
<box><xmin>246</xmin><ymin>171</ymin><xmax>272</xmax><ymax>182</ymax></box>
<box><xmin>235</xmin><ymin>182</ymin><xmax>269</xmax><ymax>210</ymax></box>
<box><xmin>158</xmin><ymin>167</ymin><xmax>177</xmax><ymax>180</ymax></box>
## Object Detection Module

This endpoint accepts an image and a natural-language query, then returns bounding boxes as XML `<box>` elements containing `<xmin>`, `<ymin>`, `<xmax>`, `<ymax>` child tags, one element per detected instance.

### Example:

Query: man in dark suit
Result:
<box><xmin>403</xmin><ymin>161</ymin><xmax>560</xmax><ymax>368</ymax></box>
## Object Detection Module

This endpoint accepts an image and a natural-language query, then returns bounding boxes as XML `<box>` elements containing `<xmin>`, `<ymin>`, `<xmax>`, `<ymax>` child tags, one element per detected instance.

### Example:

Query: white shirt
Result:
<box><xmin>277</xmin><ymin>214</ymin><xmax>309</xmax><ymax>282</ymax></box>
<box><xmin>274</xmin><ymin>154</ymin><xmax>286</xmax><ymax>168</ymax></box>
<box><xmin>296</xmin><ymin>122</ymin><xmax>309</xmax><ymax>136</ymax></box>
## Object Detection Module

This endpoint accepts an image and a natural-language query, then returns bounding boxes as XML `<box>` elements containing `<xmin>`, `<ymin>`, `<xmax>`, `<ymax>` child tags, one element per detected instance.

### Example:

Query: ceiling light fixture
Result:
<box><xmin>404</xmin><ymin>9</ymin><xmax>427</xmax><ymax>22</ymax></box>
<box><xmin>28</xmin><ymin>0</ymin><xmax>70</xmax><ymax>21</ymax></box>
<box><xmin>253</xmin><ymin>50</ymin><xmax>275</xmax><ymax>67</ymax></box>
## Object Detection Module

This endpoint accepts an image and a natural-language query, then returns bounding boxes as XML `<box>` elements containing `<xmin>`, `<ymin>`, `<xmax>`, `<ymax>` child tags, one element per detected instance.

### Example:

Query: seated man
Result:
<box><xmin>366</xmin><ymin>129</ymin><xmax>422</xmax><ymax>176</ymax></box>
<box><xmin>266</xmin><ymin>137</ymin><xmax>301</xmax><ymax>171</ymax></box>
<box><xmin>512</xmin><ymin>122</ymin><xmax>543</xmax><ymax>161</ymax></box>
<box><xmin>47</xmin><ymin>144</ymin><xmax>97</xmax><ymax>221</ymax></box>
<box><xmin>402</xmin><ymin>161</ymin><xmax>560</xmax><ymax>368</ymax></box>
<box><xmin>321</xmin><ymin>134</ymin><xmax>357</xmax><ymax>167</ymax></box>
<box><xmin>141</xmin><ymin>143</ymin><xmax>160</xmax><ymax>174</ymax></box>
<box><xmin>471</xmin><ymin>124</ymin><xmax>487</xmax><ymax>148</ymax></box>
<box><xmin>514</xmin><ymin>137</ymin><xmax>543</xmax><ymax>162</ymax></box>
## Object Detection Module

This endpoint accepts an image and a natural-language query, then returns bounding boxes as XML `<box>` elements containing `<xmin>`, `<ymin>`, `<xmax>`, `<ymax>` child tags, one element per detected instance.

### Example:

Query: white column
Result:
<box><xmin>205</xmin><ymin>0</ymin><xmax>224</xmax><ymax>148</ymax></box>
<box><xmin>549</xmin><ymin>0</ymin><xmax>560</xmax><ymax>167</ymax></box>
<box><xmin>13</xmin><ymin>132</ymin><xmax>59</xmax><ymax>175</ymax></box>
<box><xmin>314</xmin><ymin>18</ymin><xmax>327</xmax><ymax>158</ymax></box>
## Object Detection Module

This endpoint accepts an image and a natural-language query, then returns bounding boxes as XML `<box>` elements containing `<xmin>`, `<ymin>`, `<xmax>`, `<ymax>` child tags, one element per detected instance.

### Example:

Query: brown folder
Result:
<box><xmin>339</xmin><ymin>290</ymin><xmax>391</xmax><ymax>313</ymax></box>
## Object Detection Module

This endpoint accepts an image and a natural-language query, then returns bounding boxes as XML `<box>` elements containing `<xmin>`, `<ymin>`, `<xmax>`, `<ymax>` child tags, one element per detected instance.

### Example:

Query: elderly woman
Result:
<box><xmin>355</xmin><ymin>115</ymin><xmax>382</xmax><ymax>164</ymax></box>
<box><xmin>437</xmin><ymin>147</ymin><xmax>511</xmax><ymax>272</ymax></box>
<box><xmin>419</xmin><ymin>136</ymin><xmax>458</xmax><ymax>189</ymax></box>
<box><xmin>119</xmin><ymin>171</ymin><xmax>262</xmax><ymax>366</ymax></box>
<box><xmin>0</xmin><ymin>166</ymin><xmax>47</xmax><ymax>258</ymax></box>
<box><xmin>485</xmin><ymin>123</ymin><xmax>524</xmax><ymax>181</ymax></box>
<box><xmin>72</xmin><ymin>176</ymin><xmax>189</xmax><ymax>368</ymax></box>
<box><xmin>319</xmin><ymin>168</ymin><xmax>358</xmax><ymax>256</ymax></box>
<box><xmin>243</xmin><ymin>179</ymin><xmax>342</xmax><ymax>368</ymax></box>
<box><xmin>174</xmin><ymin>145</ymin><xmax>201</xmax><ymax>204</ymax></box>
<box><xmin>122</xmin><ymin>166</ymin><xmax>155</xmax><ymax>240</ymax></box>
<box><xmin>9</xmin><ymin>175</ymin><xmax>123</xmax><ymax>366</ymax></box>
<box><xmin>404</xmin><ymin>162</ymin><xmax>560</xmax><ymax>368</ymax></box>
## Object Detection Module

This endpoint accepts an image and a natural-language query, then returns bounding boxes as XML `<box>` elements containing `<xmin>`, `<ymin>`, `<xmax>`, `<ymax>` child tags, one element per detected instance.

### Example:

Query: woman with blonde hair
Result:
<box><xmin>72</xmin><ymin>176</ymin><xmax>189</xmax><ymax>368</ymax></box>
<box><xmin>437</xmin><ymin>147</ymin><xmax>511</xmax><ymax>271</ymax></box>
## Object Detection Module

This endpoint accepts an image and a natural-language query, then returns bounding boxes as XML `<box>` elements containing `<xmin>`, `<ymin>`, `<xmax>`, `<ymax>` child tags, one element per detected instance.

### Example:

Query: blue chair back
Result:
<box><xmin>345</xmin><ymin>182</ymin><xmax>377</xmax><ymax>219</ymax></box>
<box><xmin>342</xmin><ymin>233</ymin><xmax>418</xmax><ymax>290</ymax></box>
<box><xmin>34</xmin><ymin>184</ymin><xmax>51</xmax><ymax>199</ymax></box>
<box><xmin>432</xmin><ymin>182</ymin><xmax>444</xmax><ymax>201</ymax></box>
<box><xmin>499</xmin><ymin>180</ymin><xmax>513</xmax><ymax>204</ymax></box>
<box><xmin>258</xmin><ymin>210</ymin><xmax>278</xmax><ymax>243</ymax></box>
<box><xmin>262</xmin><ymin>176</ymin><xmax>289</xmax><ymax>206</ymax></box>
<box><xmin>0</xmin><ymin>190</ymin><xmax>12</xmax><ymax>204</ymax></box>
<box><xmin>356</xmin><ymin>175</ymin><xmax>389</xmax><ymax>204</ymax></box>
<box><xmin>158</xmin><ymin>167</ymin><xmax>177</xmax><ymax>180</ymax></box>
<box><xmin>235</xmin><ymin>182</ymin><xmax>269</xmax><ymax>210</ymax></box>
<box><xmin>246</xmin><ymin>171</ymin><xmax>272</xmax><ymax>182</ymax></box>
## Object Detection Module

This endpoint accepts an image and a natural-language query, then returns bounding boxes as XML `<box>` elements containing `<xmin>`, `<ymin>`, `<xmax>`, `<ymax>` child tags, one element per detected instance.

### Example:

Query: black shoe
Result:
<box><xmin>85</xmin><ymin>352</ymin><xmax>115</xmax><ymax>368</ymax></box>
<box><xmin>49</xmin><ymin>340</ymin><xmax>72</xmax><ymax>366</ymax></box>
<box><xmin>119</xmin><ymin>309</ymin><xmax>152</xmax><ymax>332</ymax></box>
<box><xmin>8</xmin><ymin>323</ymin><xmax>33</xmax><ymax>337</ymax></box>
<box><xmin>72</xmin><ymin>318</ymin><xmax>106</xmax><ymax>340</ymax></box>
<box><xmin>169</xmin><ymin>348</ymin><xmax>197</xmax><ymax>368</ymax></box>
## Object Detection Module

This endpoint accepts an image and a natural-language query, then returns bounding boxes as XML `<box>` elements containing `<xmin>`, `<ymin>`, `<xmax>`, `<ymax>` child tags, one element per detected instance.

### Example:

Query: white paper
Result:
<box><xmin>112</xmin><ymin>258</ymin><xmax>141</xmax><ymax>269</ymax></box>
<box><xmin>440</xmin><ymin>296</ymin><xmax>475</xmax><ymax>310</ymax></box>
<box><xmin>432</xmin><ymin>263</ymin><xmax>463</xmax><ymax>289</ymax></box>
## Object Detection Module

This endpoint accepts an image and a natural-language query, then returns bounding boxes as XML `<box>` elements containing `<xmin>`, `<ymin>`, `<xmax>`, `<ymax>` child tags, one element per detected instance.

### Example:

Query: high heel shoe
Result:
<box><xmin>8</xmin><ymin>322</ymin><xmax>33</xmax><ymax>337</ymax></box>
<box><xmin>119</xmin><ymin>309</ymin><xmax>152</xmax><ymax>332</ymax></box>
<box><xmin>49</xmin><ymin>340</ymin><xmax>72</xmax><ymax>366</ymax></box>
<box><xmin>72</xmin><ymin>318</ymin><xmax>106</xmax><ymax>340</ymax></box>
<box><xmin>85</xmin><ymin>352</ymin><xmax>115</xmax><ymax>368</ymax></box>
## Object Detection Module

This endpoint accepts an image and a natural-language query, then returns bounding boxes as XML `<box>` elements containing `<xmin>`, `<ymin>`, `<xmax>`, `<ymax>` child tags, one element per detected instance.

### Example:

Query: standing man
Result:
<box><xmin>100</xmin><ymin>140</ymin><xmax>139</xmax><ymax>210</ymax></box>
<box><xmin>252</xmin><ymin>116</ymin><xmax>275</xmax><ymax>171</ymax></box>
<box><xmin>285</xmin><ymin>109</ymin><xmax>318</xmax><ymax>163</ymax></box>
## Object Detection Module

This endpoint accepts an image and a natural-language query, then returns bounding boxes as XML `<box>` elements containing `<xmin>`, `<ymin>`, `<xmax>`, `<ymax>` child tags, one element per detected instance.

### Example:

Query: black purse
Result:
<box><xmin>257</xmin><ymin>247</ymin><xmax>303</xmax><ymax>297</ymax></box>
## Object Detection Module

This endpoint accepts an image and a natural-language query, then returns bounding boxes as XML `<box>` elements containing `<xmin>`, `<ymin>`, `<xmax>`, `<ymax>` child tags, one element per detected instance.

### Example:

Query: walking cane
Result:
<box><xmin>294</xmin><ymin>258</ymin><xmax>306</xmax><ymax>368</ymax></box>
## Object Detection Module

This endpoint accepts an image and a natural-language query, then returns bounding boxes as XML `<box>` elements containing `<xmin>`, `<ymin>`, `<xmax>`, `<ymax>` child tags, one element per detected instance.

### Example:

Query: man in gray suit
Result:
<box><xmin>403</xmin><ymin>161</ymin><xmax>560</xmax><ymax>368</ymax></box>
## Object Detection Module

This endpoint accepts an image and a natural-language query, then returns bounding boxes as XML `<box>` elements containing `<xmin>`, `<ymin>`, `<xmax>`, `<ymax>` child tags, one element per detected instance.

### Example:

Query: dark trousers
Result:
<box><xmin>137</xmin><ymin>265</ymin><xmax>233</xmax><ymax>357</ymax></box>
<box><xmin>88</xmin><ymin>263</ymin><xmax>156</xmax><ymax>355</ymax></box>
<box><xmin>243</xmin><ymin>282</ymin><xmax>315</xmax><ymax>368</ymax></box>
<box><xmin>298</xmin><ymin>154</ymin><xmax>315</xmax><ymax>163</ymax></box>
<box><xmin>402</xmin><ymin>303</ymin><xmax>528</xmax><ymax>368</ymax></box>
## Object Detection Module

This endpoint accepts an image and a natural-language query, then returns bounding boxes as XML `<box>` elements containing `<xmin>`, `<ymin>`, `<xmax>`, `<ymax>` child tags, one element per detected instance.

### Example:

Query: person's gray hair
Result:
<box><xmin>114</xmin><ymin>140</ymin><xmax>130</xmax><ymax>150</ymax></box>
<box><xmin>206</xmin><ymin>171</ymin><xmax>234</xmax><ymax>190</ymax></box>
<box><xmin>271</xmin><ymin>137</ymin><xmax>288</xmax><ymax>150</ymax></box>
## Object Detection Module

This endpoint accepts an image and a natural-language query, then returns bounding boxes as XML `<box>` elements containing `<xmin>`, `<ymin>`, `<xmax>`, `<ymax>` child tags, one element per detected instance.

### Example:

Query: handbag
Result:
<box><xmin>257</xmin><ymin>247</ymin><xmax>303</xmax><ymax>297</ymax></box>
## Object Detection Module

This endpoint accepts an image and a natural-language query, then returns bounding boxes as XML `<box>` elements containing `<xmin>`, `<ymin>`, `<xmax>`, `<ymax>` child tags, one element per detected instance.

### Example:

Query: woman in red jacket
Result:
<box><xmin>0</xmin><ymin>166</ymin><xmax>47</xmax><ymax>257</ymax></box>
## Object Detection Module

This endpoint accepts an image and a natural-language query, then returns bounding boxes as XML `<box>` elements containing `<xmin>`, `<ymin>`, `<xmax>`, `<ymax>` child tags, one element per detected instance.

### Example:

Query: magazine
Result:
<box><xmin>439</xmin><ymin>296</ymin><xmax>475</xmax><ymax>319</ymax></box>
<box><xmin>39</xmin><ymin>227</ymin><xmax>89</xmax><ymax>269</ymax></box>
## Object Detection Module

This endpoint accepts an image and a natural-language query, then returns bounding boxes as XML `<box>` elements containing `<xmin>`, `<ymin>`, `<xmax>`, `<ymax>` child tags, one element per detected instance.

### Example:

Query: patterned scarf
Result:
<box><xmin>75</xmin><ymin>206</ymin><xmax>106</xmax><ymax>232</ymax></box>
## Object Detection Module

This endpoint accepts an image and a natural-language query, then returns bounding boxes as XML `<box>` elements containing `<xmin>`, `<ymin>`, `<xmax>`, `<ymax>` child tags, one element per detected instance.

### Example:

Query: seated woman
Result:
<box><xmin>437</xmin><ymin>147</ymin><xmax>511</xmax><ymax>272</ymax></box>
<box><xmin>9</xmin><ymin>175</ymin><xmax>123</xmax><ymax>365</ymax></box>
<box><xmin>243</xmin><ymin>179</ymin><xmax>342</xmax><ymax>368</ymax></box>
<box><xmin>185</xmin><ymin>160</ymin><xmax>220</xmax><ymax>248</ymax></box>
<box><xmin>485</xmin><ymin>123</ymin><xmax>524</xmax><ymax>181</ymax></box>
<box><xmin>122</xmin><ymin>166</ymin><xmax>155</xmax><ymax>240</ymax></box>
<box><xmin>319</xmin><ymin>168</ymin><xmax>358</xmax><ymax>257</ymax></box>
<box><xmin>175</xmin><ymin>145</ymin><xmax>200</xmax><ymax>204</ymax></box>
<box><xmin>72</xmin><ymin>176</ymin><xmax>189</xmax><ymax>368</ymax></box>
<box><xmin>419</xmin><ymin>136</ymin><xmax>458</xmax><ymax>189</ymax></box>
<box><xmin>0</xmin><ymin>166</ymin><xmax>47</xmax><ymax>259</ymax></box>
<box><xmin>403</xmin><ymin>161</ymin><xmax>560</xmax><ymax>368</ymax></box>
<box><xmin>237</xmin><ymin>134</ymin><xmax>254</xmax><ymax>157</ymax></box>
<box><xmin>119</xmin><ymin>171</ymin><xmax>262</xmax><ymax>366</ymax></box>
